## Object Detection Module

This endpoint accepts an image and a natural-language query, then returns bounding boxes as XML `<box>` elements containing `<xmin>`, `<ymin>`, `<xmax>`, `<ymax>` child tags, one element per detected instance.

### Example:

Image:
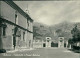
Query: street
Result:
<box><xmin>0</xmin><ymin>48</ymin><xmax>79</xmax><ymax>58</ymax></box>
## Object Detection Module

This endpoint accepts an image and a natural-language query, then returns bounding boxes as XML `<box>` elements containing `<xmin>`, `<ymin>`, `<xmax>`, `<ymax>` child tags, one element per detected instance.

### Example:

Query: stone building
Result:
<box><xmin>0</xmin><ymin>1</ymin><xmax>33</xmax><ymax>51</ymax></box>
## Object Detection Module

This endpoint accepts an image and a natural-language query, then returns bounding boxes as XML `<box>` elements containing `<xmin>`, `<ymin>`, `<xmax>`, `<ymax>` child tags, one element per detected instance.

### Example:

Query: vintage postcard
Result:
<box><xmin>0</xmin><ymin>0</ymin><xmax>80</xmax><ymax>58</ymax></box>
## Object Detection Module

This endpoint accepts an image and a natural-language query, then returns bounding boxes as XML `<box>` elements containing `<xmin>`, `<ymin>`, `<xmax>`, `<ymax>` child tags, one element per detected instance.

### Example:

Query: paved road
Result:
<box><xmin>0</xmin><ymin>48</ymin><xmax>79</xmax><ymax>58</ymax></box>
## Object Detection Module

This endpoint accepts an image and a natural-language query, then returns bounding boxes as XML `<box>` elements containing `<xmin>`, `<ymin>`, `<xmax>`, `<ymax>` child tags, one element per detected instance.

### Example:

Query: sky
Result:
<box><xmin>14</xmin><ymin>1</ymin><xmax>80</xmax><ymax>26</ymax></box>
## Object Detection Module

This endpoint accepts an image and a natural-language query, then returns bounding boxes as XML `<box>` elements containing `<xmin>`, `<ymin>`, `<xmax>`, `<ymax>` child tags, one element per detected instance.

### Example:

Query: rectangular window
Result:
<box><xmin>2</xmin><ymin>23</ymin><xmax>7</xmax><ymax>36</ymax></box>
<box><xmin>3</xmin><ymin>26</ymin><xmax>6</xmax><ymax>36</ymax></box>
<box><xmin>27</xmin><ymin>20</ymin><xmax>29</xmax><ymax>27</ymax></box>
<box><xmin>23</xmin><ymin>32</ymin><xmax>25</xmax><ymax>41</ymax></box>
<box><xmin>12</xmin><ymin>29</ymin><xmax>14</xmax><ymax>34</ymax></box>
<box><xmin>19</xmin><ymin>30</ymin><xmax>21</xmax><ymax>37</ymax></box>
<box><xmin>15</xmin><ymin>11</ymin><xmax>18</xmax><ymax>24</ymax></box>
<box><xmin>19</xmin><ymin>30</ymin><xmax>21</xmax><ymax>40</ymax></box>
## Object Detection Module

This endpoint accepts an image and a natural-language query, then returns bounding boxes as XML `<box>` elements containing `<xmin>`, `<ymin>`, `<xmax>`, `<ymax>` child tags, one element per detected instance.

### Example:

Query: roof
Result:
<box><xmin>3</xmin><ymin>0</ymin><xmax>33</xmax><ymax>22</ymax></box>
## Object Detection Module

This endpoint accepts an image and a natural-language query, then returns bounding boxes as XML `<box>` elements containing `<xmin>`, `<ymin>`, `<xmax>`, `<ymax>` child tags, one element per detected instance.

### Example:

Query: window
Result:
<box><xmin>12</xmin><ymin>28</ymin><xmax>14</xmax><ymax>34</ymax></box>
<box><xmin>23</xmin><ymin>32</ymin><xmax>25</xmax><ymax>41</ymax></box>
<box><xmin>3</xmin><ymin>27</ymin><xmax>6</xmax><ymax>36</ymax></box>
<box><xmin>3</xmin><ymin>24</ymin><xmax>7</xmax><ymax>36</ymax></box>
<box><xmin>18</xmin><ymin>30</ymin><xmax>21</xmax><ymax>40</ymax></box>
<box><xmin>18</xmin><ymin>30</ymin><xmax>21</xmax><ymax>37</ymax></box>
<box><xmin>27</xmin><ymin>20</ymin><xmax>29</xmax><ymax>27</ymax></box>
<box><xmin>15</xmin><ymin>11</ymin><xmax>18</xmax><ymax>24</ymax></box>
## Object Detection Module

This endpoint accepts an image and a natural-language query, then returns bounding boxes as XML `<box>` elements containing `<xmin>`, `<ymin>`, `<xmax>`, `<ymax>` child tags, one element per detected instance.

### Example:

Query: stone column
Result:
<box><xmin>46</xmin><ymin>40</ymin><xmax>47</xmax><ymax>47</ymax></box>
<box><xmin>27</xmin><ymin>32</ymin><xmax>29</xmax><ymax>48</ymax></box>
<box><xmin>66</xmin><ymin>41</ymin><xmax>68</xmax><ymax>48</ymax></box>
<box><xmin>15</xmin><ymin>37</ymin><xmax>19</xmax><ymax>50</ymax></box>
<box><xmin>49</xmin><ymin>40</ymin><xmax>51</xmax><ymax>47</ymax></box>
<box><xmin>30</xmin><ymin>33</ymin><xmax>33</xmax><ymax>48</ymax></box>
<box><xmin>62</xmin><ymin>39</ymin><xmax>64</xmax><ymax>48</ymax></box>
<box><xmin>11</xmin><ymin>35</ymin><xmax>14</xmax><ymax>50</ymax></box>
<box><xmin>58</xmin><ymin>41</ymin><xmax>60</xmax><ymax>48</ymax></box>
<box><xmin>24</xmin><ymin>31</ymin><xmax>27</xmax><ymax>48</ymax></box>
<box><xmin>58</xmin><ymin>37</ymin><xmax>64</xmax><ymax>48</ymax></box>
<box><xmin>12</xmin><ymin>26</ymin><xmax>14</xmax><ymax>50</ymax></box>
<box><xmin>69</xmin><ymin>44</ymin><xmax>71</xmax><ymax>49</ymax></box>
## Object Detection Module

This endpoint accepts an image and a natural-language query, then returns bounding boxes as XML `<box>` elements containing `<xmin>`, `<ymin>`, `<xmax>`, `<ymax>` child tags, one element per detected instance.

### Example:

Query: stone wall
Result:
<box><xmin>2</xmin><ymin>23</ymin><xmax>13</xmax><ymax>50</ymax></box>
<box><xmin>1</xmin><ymin>1</ymin><xmax>15</xmax><ymax>23</ymax></box>
<box><xmin>33</xmin><ymin>40</ymin><xmax>43</xmax><ymax>48</ymax></box>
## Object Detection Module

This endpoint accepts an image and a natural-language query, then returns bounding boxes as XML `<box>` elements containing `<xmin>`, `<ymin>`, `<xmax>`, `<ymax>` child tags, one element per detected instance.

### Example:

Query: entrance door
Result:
<box><xmin>13</xmin><ymin>27</ymin><xmax>18</xmax><ymax>49</ymax></box>
<box><xmin>43</xmin><ymin>43</ymin><xmax>46</xmax><ymax>47</ymax></box>
<box><xmin>51</xmin><ymin>42</ymin><xmax>54</xmax><ymax>47</ymax></box>
<box><xmin>29</xmin><ymin>40</ymin><xmax>31</xmax><ymax>48</ymax></box>
<box><xmin>13</xmin><ymin>36</ymin><xmax>16</xmax><ymax>49</ymax></box>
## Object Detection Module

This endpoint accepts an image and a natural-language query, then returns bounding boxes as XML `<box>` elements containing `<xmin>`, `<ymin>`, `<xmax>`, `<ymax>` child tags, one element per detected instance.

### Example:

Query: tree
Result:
<box><xmin>33</xmin><ymin>22</ymin><xmax>52</xmax><ymax>40</ymax></box>
<box><xmin>33</xmin><ymin>26</ymin><xmax>42</xmax><ymax>39</ymax></box>
<box><xmin>68</xmin><ymin>38</ymin><xmax>73</xmax><ymax>44</ymax></box>
<box><xmin>71</xmin><ymin>25</ymin><xmax>80</xmax><ymax>43</ymax></box>
<box><xmin>56</xmin><ymin>29</ymin><xmax>63</xmax><ymax>37</ymax></box>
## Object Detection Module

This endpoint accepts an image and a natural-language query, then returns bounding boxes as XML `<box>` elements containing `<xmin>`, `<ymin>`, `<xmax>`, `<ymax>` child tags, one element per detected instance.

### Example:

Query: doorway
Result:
<box><xmin>13</xmin><ymin>27</ymin><xmax>18</xmax><ymax>49</ymax></box>
<box><xmin>43</xmin><ymin>43</ymin><xmax>46</xmax><ymax>47</ymax></box>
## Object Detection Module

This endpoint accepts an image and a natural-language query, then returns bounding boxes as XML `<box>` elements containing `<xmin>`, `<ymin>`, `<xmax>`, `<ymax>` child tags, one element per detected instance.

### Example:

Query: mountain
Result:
<box><xmin>33</xmin><ymin>21</ymin><xmax>80</xmax><ymax>43</ymax></box>
<box><xmin>33</xmin><ymin>22</ymin><xmax>51</xmax><ymax>40</ymax></box>
<box><xmin>49</xmin><ymin>21</ymin><xmax>75</xmax><ymax>42</ymax></box>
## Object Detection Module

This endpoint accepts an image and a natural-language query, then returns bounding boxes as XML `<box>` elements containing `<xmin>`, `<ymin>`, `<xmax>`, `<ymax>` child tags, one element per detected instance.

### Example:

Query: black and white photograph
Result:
<box><xmin>0</xmin><ymin>0</ymin><xmax>80</xmax><ymax>58</ymax></box>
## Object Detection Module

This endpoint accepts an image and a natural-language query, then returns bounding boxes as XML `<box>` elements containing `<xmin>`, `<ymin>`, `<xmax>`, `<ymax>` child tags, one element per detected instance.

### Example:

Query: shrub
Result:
<box><xmin>0</xmin><ymin>49</ymin><xmax>6</xmax><ymax>53</ymax></box>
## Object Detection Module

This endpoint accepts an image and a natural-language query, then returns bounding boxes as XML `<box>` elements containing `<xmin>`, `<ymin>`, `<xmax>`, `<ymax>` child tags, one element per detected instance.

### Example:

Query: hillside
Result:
<box><xmin>33</xmin><ymin>22</ymin><xmax>51</xmax><ymax>41</ymax></box>
<box><xmin>49</xmin><ymin>21</ymin><xmax>75</xmax><ymax>42</ymax></box>
<box><xmin>33</xmin><ymin>21</ymin><xmax>80</xmax><ymax>43</ymax></box>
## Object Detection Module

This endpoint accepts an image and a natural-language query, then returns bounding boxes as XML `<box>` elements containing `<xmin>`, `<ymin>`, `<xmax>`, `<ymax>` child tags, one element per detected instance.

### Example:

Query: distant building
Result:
<box><xmin>0</xmin><ymin>1</ymin><xmax>33</xmax><ymax>51</ymax></box>
<box><xmin>33</xmin><ymin>37</ymin><xmax>52</xmax><ymax>48</ymax></box>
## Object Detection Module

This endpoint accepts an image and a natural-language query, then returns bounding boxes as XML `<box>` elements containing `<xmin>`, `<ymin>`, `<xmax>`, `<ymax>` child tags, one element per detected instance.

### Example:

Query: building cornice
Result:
<box><xmin>2</xmin><ymin>0</ymin><xmax>33</xmax><ymax>22</ymax></box>
<box><xmin>0</xmin><ymin>17</ymin><xmax>33</xmax><ymax>33</ymax></box>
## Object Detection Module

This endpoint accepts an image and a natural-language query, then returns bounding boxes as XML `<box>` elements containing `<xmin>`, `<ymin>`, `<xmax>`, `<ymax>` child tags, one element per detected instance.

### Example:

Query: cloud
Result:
<box><xmin>14</xmin><ymin>1</ymin><xmax>80</xmax><ymax>26</ymax></box>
